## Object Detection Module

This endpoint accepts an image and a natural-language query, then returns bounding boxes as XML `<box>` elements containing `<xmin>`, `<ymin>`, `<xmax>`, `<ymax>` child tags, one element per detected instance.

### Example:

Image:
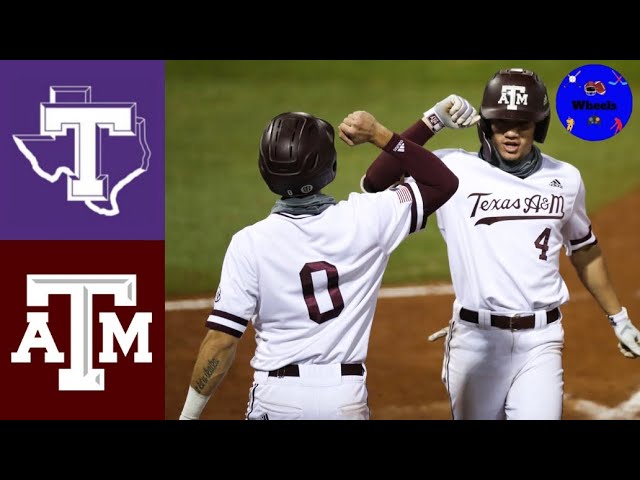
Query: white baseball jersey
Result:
<box><xmin>208</xmin><ymin>183</ymin><xmax>426</xmax><ymax>371</ymax></box>
<box><xmin>434</xmin><ymin>148</ymin><xmax>596</xmax><ymax>313</ymax></box>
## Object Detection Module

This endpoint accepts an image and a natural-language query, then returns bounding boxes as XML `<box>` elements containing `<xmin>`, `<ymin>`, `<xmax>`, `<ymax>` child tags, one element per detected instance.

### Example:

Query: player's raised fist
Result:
<box><xmin>423</xmin><ymin>94</ymin><xmax>480</xmax><ymax>133</ymax></box>
<box><xmin>339</xmin><ymin>111</ymin><xmax>378</xmax><ymax>146</ymax></box>
<box><xmin>339</xmin><ymin>111</ymin><xmax>393</xmax><ymax>149</ymax></box>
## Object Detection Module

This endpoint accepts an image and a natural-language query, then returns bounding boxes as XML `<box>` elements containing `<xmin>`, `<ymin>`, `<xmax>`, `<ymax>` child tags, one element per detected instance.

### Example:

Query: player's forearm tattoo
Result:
<box><xmin>194</xmin><ymin>358</ymin><xmax>220</xmax><ymax>393</ymax></box>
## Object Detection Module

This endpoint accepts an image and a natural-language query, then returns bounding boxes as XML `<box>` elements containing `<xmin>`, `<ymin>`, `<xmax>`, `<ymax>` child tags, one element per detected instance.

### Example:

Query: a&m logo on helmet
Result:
<box><xmin>498</xmin><ymin>85</ymin><xmax>529</xmax><ymax>111</ymax></box>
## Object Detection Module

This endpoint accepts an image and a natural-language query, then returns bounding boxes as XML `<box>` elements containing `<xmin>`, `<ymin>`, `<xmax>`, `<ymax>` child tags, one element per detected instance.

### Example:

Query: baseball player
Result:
<box><xmin>361</xmin><ymin>68</ymin><xmax>640</xmax><ymax>420</ymax></box>
<box><xmin>179</xmin><ymin>107</ymin><xmax>477</xmax><ymax>420</ymax></box>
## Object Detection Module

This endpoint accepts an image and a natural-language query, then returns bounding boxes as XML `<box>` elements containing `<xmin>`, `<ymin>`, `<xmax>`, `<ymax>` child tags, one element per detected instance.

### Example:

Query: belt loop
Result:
<box><xmin>453</xmin><ymin>299</ymin><xmax>462</xmax><ymax>324</ymax></box>
<box><xmin>254</xmin><ymin>370</ymin><xmax>269</xmax><ymax>383</ymax></box>
<box><xmin>534</xmin><ymin>310</ymin><xmax>545</xmax><ymax>329</ymax></box>
<box><xmin>478</xmin><ymin>310</ymin><xmax>491</xmax><ymax>330</ymax></box>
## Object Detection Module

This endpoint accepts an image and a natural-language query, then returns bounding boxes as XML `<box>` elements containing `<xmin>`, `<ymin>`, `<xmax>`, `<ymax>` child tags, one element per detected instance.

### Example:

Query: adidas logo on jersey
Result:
<box><xmin>549</xmin><ymin>179</ymin><xmax>563</xmax><ymax>189</ymax></box>
<box><xmin>393</xmin><ymin>140</ymin><xmax>405</xmax><ymax>153</ymax></box>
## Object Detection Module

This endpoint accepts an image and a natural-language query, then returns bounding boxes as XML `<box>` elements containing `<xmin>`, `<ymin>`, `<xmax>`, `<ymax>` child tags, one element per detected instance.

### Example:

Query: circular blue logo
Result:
<box><xmin>556</xmin><ymin>63</ymin><xmax>632</xmax><ymax>141</ymax></box>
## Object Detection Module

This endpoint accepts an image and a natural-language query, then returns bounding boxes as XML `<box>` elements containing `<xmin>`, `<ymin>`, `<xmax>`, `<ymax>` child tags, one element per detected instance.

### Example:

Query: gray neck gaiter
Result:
<box><xmin>271</xmin><ymin>193</ymin><xmax>336</xmax><ymax>216</ymax></box>
<box><xmin>479</xmin><ymin>144</ymin><xmax>543</xmax><ymax>179</ymax></box>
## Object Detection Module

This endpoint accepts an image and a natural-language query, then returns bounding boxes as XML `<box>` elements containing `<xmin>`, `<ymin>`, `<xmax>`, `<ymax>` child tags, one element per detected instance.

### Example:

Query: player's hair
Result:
<box><xmin>258</xmin><ymin>112</ymin><xmax>337</xmax><ymax>198</ymax></box>
<box><xmin>477</xmin><ymin>68</ymin><xmax>550</xmax><ymax>159</ymax></box>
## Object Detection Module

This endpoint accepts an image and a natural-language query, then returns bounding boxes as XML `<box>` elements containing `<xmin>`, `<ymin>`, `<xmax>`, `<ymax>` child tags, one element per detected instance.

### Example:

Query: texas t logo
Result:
<box><xmin>11</xmin><ymin>275</ymin><xmax>153</xmax><ymax>391</ymax></box>
<box><xmin>13</xmin><ymin>86</ymin><xmax>151</xmax><ymax>216</ymax></box>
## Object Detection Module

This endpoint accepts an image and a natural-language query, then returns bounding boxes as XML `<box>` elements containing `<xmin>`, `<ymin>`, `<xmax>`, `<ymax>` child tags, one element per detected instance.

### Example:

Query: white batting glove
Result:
<box><xmin>423</xmin><ymin>94</ymin><xmax>481</xmax><ymax>133</ymax></box>
<box><xmin>427</xmin><ymin>325</ymin><xmax>449</xmax><ymax>342</ymax></box>
<box><xmin>609</xmin><ymin>307</ymin><xmax>640</xmax><ymax>358</ymax></box>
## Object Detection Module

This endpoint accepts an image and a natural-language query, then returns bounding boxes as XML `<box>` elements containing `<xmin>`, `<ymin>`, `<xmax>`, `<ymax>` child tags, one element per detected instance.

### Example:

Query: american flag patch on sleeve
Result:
<box><xmin>394</xmin><ymin>185</ymin><xmax>412</xmax><ymax>203</ymax></box>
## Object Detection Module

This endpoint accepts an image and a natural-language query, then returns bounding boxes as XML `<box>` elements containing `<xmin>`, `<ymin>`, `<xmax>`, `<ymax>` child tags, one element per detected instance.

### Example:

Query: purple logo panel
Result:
<box><xmin>0</xmin><ymin>60</ymin><xmax>164</xmax><ymax>240</ymax></box>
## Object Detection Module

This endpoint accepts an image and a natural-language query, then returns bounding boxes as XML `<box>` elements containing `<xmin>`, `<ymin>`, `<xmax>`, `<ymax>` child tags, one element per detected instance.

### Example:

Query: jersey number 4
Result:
<box><xmin>534</xmin><ymin>227</ymin><xmax>551</xmax><ymax>261</ymax></box>
<box><xmin>299</xmin><ymin>261</ymin><xmax>345</xmax><ymax>324</ymax></box>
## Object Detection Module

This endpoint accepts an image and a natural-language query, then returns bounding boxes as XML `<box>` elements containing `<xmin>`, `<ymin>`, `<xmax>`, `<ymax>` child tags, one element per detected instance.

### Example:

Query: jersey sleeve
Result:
<box><xmin>366</xmin><ymin>181</ymin><xmax>427</xmax><ymax>255</ymax></box>
<box><xmin>561</xmin><ymin>175</ymin><xmax>597</xmax><ymax>255</ymax></box>
<box><xmin>206</xmin><ymin>232</ymin><xmax>258</xmax><ymax>338</ymax></box>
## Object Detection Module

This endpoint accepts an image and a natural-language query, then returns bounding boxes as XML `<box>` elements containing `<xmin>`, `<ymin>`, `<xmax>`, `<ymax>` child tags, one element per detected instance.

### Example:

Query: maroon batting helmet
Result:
<box><xmin>477</xmin><ymin>68</ymin><xmax>551</xmax><ymax>150</ymax></box>
<box><xmin>258</xmin><ymin>112</ymin><xmax>337</xmax><ymax>198</ymax></box>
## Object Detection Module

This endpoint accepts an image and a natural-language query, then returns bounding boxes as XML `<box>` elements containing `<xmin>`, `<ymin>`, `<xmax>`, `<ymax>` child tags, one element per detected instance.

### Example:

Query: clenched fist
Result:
<box><xmin>339</xmin><ymin>111</ymin><xmax>392</xmax><ymax>148</ymax></box>
<box><xmin>423</xmin><ymin>94</ymin><xmax>481</xmax><ymax>133</ymax></box>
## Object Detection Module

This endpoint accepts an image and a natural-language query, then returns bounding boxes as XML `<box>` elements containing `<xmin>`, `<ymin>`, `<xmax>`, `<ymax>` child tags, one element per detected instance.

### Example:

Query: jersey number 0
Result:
<box><xmin>299</xmin><ymin>261</ymin><xmax>345</xmax><ymax>324</ymax></box>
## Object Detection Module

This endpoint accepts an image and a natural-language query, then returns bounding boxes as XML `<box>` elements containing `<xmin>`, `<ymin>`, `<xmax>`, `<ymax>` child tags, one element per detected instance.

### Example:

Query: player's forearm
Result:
<box><xmin>571</xmin><ymin>244</ymin><xmax>622</xmax><ymax>316</ymax></box>
<box><xmin>364</xmin><ymin>119</ymin><xmax>434</xmax><ymax>192</ymax></box>
<box><xmin>190</xmin><ymin>329</ymin><xmax>238</xmax><ymax>396</ymax></box>
<box><xmin>381</xmin><ymin>133</ymin><xmax>459</xmax><ymax>215</ymax></box>
<box><xmin>180</xmin><ymin>329</ymin><xmax>238</xmax><ymax>419</ymax></box>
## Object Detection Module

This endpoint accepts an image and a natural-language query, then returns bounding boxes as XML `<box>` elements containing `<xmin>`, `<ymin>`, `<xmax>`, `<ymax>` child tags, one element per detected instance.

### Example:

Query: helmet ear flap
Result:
<box><xmin>477</xmin><ymin>117</ymin><xmax>494</xmax><ymax>162</ymax></box>
<box><xmin>534</xmin><ymin>115</ymin><xmax>550</xmax><ymax>143</ymax></box>
<box><xmin>478</xmin><ymin>116</ymin><xmax>492</xmax><ymax>139</ymax></box>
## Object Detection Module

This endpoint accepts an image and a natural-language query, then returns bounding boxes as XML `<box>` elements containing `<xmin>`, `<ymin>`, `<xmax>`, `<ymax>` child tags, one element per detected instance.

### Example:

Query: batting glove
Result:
<box><xmin>427</xmin><ymin>325</ymin><xmax>449</xmax><ymax>342</ymax></box>
<box><xmin>609</xmin><ymin>307</ymin><xmax>640</xmax><ymax>358</ymax></box>
<box><xmin>423</xmin><ymin>94</ymin><xmax>480</xmax><ymax>133</ymax></box>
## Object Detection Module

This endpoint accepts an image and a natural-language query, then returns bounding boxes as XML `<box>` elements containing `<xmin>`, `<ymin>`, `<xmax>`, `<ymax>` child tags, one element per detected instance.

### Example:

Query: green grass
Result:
<box><xmin>166</xmin><ymin>60</ymin><xmax>640</xmax><ymax>297</ymax></box>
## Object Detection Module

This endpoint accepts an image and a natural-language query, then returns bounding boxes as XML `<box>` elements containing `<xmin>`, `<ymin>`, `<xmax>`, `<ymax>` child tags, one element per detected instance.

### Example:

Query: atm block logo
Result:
<box><xmin>0</xmin><ymin>240</ymin><xmax>164</xmax><ymax>419</ymax></box>
<box><xmin>12</xmin><ymin>86</ymin><xmax>150</xmax><ymax>217</ymax></box>
<box><xmin>11</xmin><ymin>275</ymin><xmax>151</xmax><ymax>391</ymax></box>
